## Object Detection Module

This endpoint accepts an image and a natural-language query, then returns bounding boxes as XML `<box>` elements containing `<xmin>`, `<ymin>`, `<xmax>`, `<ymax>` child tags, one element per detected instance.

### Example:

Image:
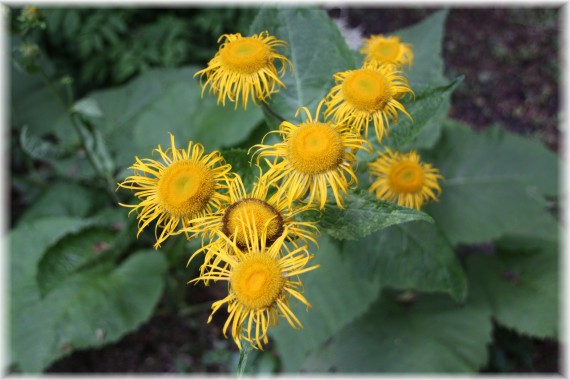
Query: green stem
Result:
<box><xmin>261</xmin><ymin>103</ymin><xmax>286</xmax><ymax>124</ymax></box>
<box><xmin>36</xmin><ymin>65</ymin><xmax>119</xmax><ymax>203</ymax></box>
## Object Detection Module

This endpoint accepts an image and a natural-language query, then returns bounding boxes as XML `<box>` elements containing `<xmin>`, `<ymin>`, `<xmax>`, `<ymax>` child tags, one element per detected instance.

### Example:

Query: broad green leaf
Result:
<box><xmin>26</xmin><ymin>251</ymin><xmax>166</xmax><ymax>372</ymax></box>
<box><xmin>83</xmin><ymin>67</ymin><xmax>263</xmax><ymax>169</ymax></box>
<box><xmin>10</xmin><ymin>214</ymin><xmax>165</xmax><ymax>372</ymax></box>
<box><xmin>301</xmin><ymin>189</ymin><xmax>433</xmax><ymax>240</ymax></box>
<box><xmin>16</xmin><ymin>182</ymin><xmax>107</xmax><ymax>226</ymax></box>
<box><xmin>303</xmin><ymin>284</ymin><xmax>493</xmax><ymax>373</ymax></box>
<box><xmin>396</xmin><ymin>9</ymin><xmax>449</xmax><ymax>87</ymax></box>
<box><xmin>19</xmin><ymin>125</ymin><xmax>71</xmax><ymax>161</ymax></box>
<box><xmin>250</xmin><ymin>7</ymin><xmax>357</xmax><ymax>129</ymax></box>
<box><xmin>466</xmin><ymin>236</ymin><xmax>559</xmax><ymax>339</ymax></box>
<box><xmin>270</xmin><ymin>236</ymin><xmax>381</xmax><ymax>372</ymax></box>
<box><xmin>10</xmin><ymin>62</ymin><xmax>70</xmax><ymax>138</ymax></box>
<box><xmin>72</xmin><ymin>98</ymin><xmax>103</xmax><ymax>118</ymax></box>
<box><xmin>376</xmin><ymin>77</ymin><xmax>462</xmax><ymax>153</ymax></box>
<box><xmin>10</xmin><ymin>217</ymin><xmax>99</xmax><ymax>371</ymax></box>
<box><xmin>343</xmin><ymin>221</ymin><xmax>467</xmax><ymax>302</ymax></box>
<box><xmin>425</xmin><ymin>119</ymin><xmax>560</xmax><ymax>244</ymax></box>
<box><xmin>37</xmin><ymin>209</ymin><xmax>130</xmax><ymax>296</ymax></box>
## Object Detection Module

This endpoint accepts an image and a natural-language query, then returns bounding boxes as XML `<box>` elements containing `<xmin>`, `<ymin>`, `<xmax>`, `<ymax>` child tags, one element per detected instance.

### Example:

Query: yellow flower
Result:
<box><xmin>324</xmin><ymin>62</ymin><xmax>413</xmax><ymax>143</ymax></box>
<box><xmin>361</xmin><ymin>35</ymin><xmax>414</xmax><ymax>68</ymax></box>
<box><xmin>190</xmin><ymin>211</ymin><xmax>319</xmax><ymax>350</ymax></box>
<box><xmin>368</xmin><ymin>148</ymin><xmax>443</xmax><ymax>210</ymax></box>
<box><xmin>190</xmin><ymin>173</ymin><xmax>318</xmax><ymax>275</ymax></box>
<box><xmin>117</xmin><ymin>134</ymin><xmax>231</xmax><ymax>248</ymax></box>
<box><xmin>253</xmin><ymin>101</ymin><xmax>370</xmax><ymax>209</ymax></box>
<box><xmin>194</xmin><ymin>31</ymin><xmax>292</xmax><ymax>109</ymax></box>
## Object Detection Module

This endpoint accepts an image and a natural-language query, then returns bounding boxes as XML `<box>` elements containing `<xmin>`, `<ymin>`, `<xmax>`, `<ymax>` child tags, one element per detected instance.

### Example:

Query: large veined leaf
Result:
<box><xmin>270</xmin><ymin>236</ymin><xmax>381</xmax><ymax>372</ymax></box>
<box><xmin>16</xmin><ymin>181</ymin><xmax>107</xmax><ymax>226</ymax></box>
<box><xmin>66</xmin><ymin>67</ymin><xmax>263</xmax><ymax>169</ymax></box>
<box><xmin>425</xmin><ymin>119</ymin><xmax>560</xmax><ymax>244</ymax></box>
<box><xmin>301</xmin><ymin>189</ymin><xmax>433</xmax><ymax>240</ymax></box>
<box><xmin>10</xmin><ymin>216</ymin><xmax>167</xmax><ymax>372</ymax></box>
<box><xmin>250</xmin><ymin>7</ymin><xmax>357</xmax><ymax>129</ymax></box>
<box><xmin>9</xmin><ymin>217</ymin><xmax>100</xmax><ymax>371</ymax></box>
<box><xmin>343</xmin><ymin>221</ymin><xmax>467</xmax><ymax>302</ymax></box>
<box><xmin>396</xmin><ymin>10</ymin><xmax>449</xmax><ymax>87</ymax></box>
<box><xmin>303</xmin><ymin>284</ymin><xmax>493</xmax><ymax>373</ymax></box>
<box><xmin>466</xmin><ymin>235</ymin><xmax>559</xmax><ymax>339</ymax></box>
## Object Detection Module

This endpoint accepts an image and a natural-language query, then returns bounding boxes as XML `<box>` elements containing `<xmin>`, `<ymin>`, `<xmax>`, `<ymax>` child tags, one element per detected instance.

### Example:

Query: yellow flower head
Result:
<box><xmin>117</xmin><ymin>134</ymin><xmax>232</xmax><ymax>248</ymax></box>
<box><xmin>189</xmin><ymin>173</ymin><xmax>318</xmax><ymax>275</ymax></box>
<box><xmin>368</xmin><ymin>148</ymin><xmax>443</xmax><ymax>210</ymax></box>
<box><xmin>253</xmin><ymin>101</ymin><xmax>370</xmax><ymax>209</ymax></box>
<box><xmin>191</xmin><ymin>211</ymin><xmax>319</xmax><ymax>350</ymax></box>
<box><xmin>361</xmin><ymin>35</ymin><xmax>414</xmax><ymax>68</ymax></box>
<box><xmin>324</xmin><ymin>62</ymin><xmax>413</xmax><ymax>143</ymax></box>
<box><xmin>194</xmin><ymin>31</ymin><xmax>292</xmax><ymax>109</ymax></box>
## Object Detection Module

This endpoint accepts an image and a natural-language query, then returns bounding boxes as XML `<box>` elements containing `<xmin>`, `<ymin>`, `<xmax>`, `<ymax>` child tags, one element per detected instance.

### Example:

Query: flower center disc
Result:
<box><xmin>389</xmin><ymin>161</ymin><xmax>425</xmax><ymax>193</ymax></box>
<box><xmin>287</xmin><ymin>122</ymin><xmax>344</xmax><ymax>175</ymax></box>
<box><xmin>231</xmin><ymin>254</ymin><xmax>283</xmax><ymax>309</ymax></box>
<box><xmin>371</xmin><ymin>40</ymin><xmax>401</xmax><ymax>61</ymax></box>
<box><xmin>157</xmin><ymin>160</ymin><xmax>215</xmax><ymax>217</ymax></box>
<box><xmin>222</xmin><ymin>198</ymin><xmax>284</xmax><ymax>248</ymax></box>
<box><xmin>342</xmin><ymin>69</ymin><xmax>391</xmax><ymax>111</ymax></box>
<box><xmin>221</xmin><ymin>38</ymin><xmax>271</xmax><ymax>74</ymax></box>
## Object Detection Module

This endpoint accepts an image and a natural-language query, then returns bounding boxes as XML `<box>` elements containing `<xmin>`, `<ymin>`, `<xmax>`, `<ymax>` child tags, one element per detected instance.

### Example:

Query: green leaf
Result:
<box><xmin>84</xmin><ymin>66</ymin><xmax>263</xmax><ymax>169</ymax></box>
<box><xmin>396</xmin><ymin>9</ymin><xmax>449</xmax><ymax>87</ymax></box>
<box><xmin>10</xmin><ymin>63</ymin><xmax>71</xmax><ymax>139</ymax></box>
<box><xmin>270</xmin><ymin>236</ymin><xmax>381</xmax><ymax>372</ymax></box>
<box><xmin>37</xmin><ymin>209</ymin><xmax>129</xmax><ymax>296</ymax></box>
<box><xmin>72</xmin><ymin>98</ymin><xmax>103</xmax><ymax>118</ymax></box>
<box><xmin>343</xmin><ymin>221</ymin><xmax>468</xmax><ymax>302</ymax></box>
<box><xmin>19</xmin><ymin>126</ymin><xmax>71</xmax><ymax>161</ymax></box>
<box><xmin>301</xmin><ymin>189</ymin><xmax>433</xmax><ymax>240</ymax></box>
<box><xmin>37</xmin><ymin>227</ymin><xmax>116</xmax><ymax>295</ymax></box>
<box><xmin>378</xmin><ymin>77</ymin><xmax>462</xmax><ymax>153</ymax></box>
<box><xmin>16</xmin><ymin>182</ymin><xmax>107</xmax><ymax>226</ymax></box>
<box><xmin>10</xmin><ymin>215</ymin><xmax>166</xmax><ymax>372</ymax></box>
<box><xmin>466</xmin><ymin>236</ymin><xmax>559</xmax><ymax>339</ymax></box>
<box><xmin>220</xmin><ymin>148</ymin><xmax>267</xmax><ymax>190</ymax></box>
<box><xmin>425</xmin><ymin>119</ymin><xmax>560</xmax><ymax>244</ymax></box>
<box><xmin>250</xmin><ymin>7</ymin><xmax>357</xmax><ymax>128</ymax></box>
<box><xmin>303</xmin><ymin>285</ymin><xmax>493</xmax><ymax>373</ymax></box>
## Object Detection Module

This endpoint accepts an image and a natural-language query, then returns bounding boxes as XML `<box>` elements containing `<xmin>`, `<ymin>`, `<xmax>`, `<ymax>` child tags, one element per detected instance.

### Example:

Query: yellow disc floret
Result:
<box><xmin>342</xmin><ymin>68</ymin><xmax>392</xmax><ymax>112</ymax></box>
<box><xmin>222</xmin><ymin>198</ymin><xmax>284</xmax><ymax>248</ymax></box>
<box><xmin>231</xmin><ymin>253</ymin><xmax>284</xmax><ymax>309</ymax></box>
<box><xmin>220</xmin><ymin>37</ymin><xmax>271</xmax><ymax>74</ymax></box>
<box><xmin>287</xmin><ymin>122</ymin><xmax>344</xmax><ymax>175</ymax></box>
<box><xmin>368</xmin><ymin>148</ymin><xmax>443</xmax><ymax>210</ymax></box>
<box><xmin>157</xmin><ymin>161</ymin><xmax>215</xmax><ymax>218</ymax></box>
<box><xmin>361</xmin><ymin>35</ymin><xmax>414</xmax><ymax>68</ymax></box>
<box><xmin>388</xmin><ymin>160</ymin><xmax>425</xmax><ymax>194</ymax></box>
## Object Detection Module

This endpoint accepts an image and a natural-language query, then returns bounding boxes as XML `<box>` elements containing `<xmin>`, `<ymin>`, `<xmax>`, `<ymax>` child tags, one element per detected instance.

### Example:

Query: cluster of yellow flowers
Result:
<box><xmin>118</xmin><ymin>31</ymin><xmax>443</xmax><ymax>350</ymax></box>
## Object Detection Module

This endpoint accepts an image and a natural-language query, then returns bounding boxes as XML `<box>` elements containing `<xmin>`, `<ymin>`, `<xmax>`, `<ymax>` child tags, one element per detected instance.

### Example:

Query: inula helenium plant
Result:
<box><xmin>10</xmin><ymin>6</ymin><xmax>559</xmax><ymax>375</ymax></box>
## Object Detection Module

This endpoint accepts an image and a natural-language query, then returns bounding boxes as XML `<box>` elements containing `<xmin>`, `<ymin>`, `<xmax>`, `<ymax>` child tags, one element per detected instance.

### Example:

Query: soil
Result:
<box><xmin>43</xmin><ymin>7</ymin><xmax>561</xmax><ymax>374</ymax></box>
